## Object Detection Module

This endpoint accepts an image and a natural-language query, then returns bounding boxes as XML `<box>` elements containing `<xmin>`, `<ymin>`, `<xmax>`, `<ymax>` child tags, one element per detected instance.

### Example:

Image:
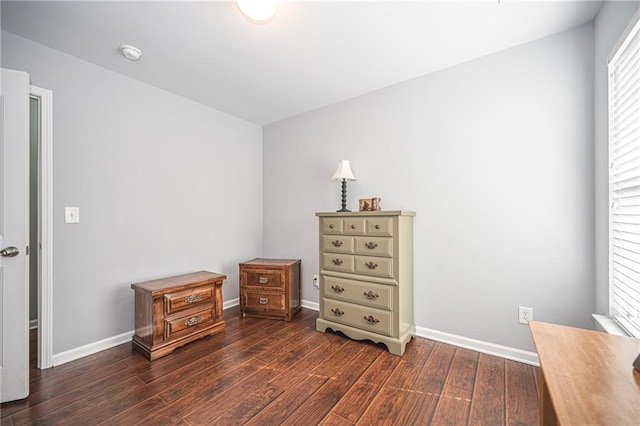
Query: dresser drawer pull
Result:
<box><xmin>184</xmin><ymin>316</ymin><xmax>201</xmax><ymax>327</ymax></box>
<box><xmin>331</xmin><ymin>285</ymin><xmax>345</xmax><ymax>293</ymax></box>
<box><xmin>363</xmin><ymin>290</ymin><xmax>379</xmax><ymax>300</ymax></box>
<box><xmin>329</xmin><ymin>224</ymin><xmax>335</xmax><ymax>229</ymax></box>
<box><xmin>375</xmin><ymin>224</ymin><xmax>381</xmax><ymax>230</ymax></box>
<box><xmin>331</xmin><ymin>308</ymin><xmax>345</xmax><ymax>317</ymax></box>
<box><xmin>332</xmin><ymin>240</ymin><xmax>343</xmax><ymax>247</ymax></box>
<box><xmin>351</xmin><ymin>224</ymin><xmax>356</xmax><ymax>229</ymax></box>
<box><xmin>365</xmin><ymin>261</ymin><xmax>378</xmax><ymax>269</ymax></box>
<box><xmin>259</xmin><ymin>297</ymin><xmax>268</xmax><ymax>305</ymax></box>
<box><xmin>365</xmin><ymin>242</ymin><xmax>378</xmax><ymax>249</ymax></box>
<box><xmin>259</xmin><ymin>277</ymin><xmax>269</xmax><ymax>284</ymax></box>
<box><xmin>332</xmin><ymin>258</ymin><xmax>344</xmax><ymax>266</ymax></box>
<box><xmin>364</xmin><ymin>315</ymin><xmax>380</xmax><ymax>325</ymax></box>
<box><xmin>184</xmin><ymin>294</ymin><xmax>201</xmax><ymax>303</ymax></box>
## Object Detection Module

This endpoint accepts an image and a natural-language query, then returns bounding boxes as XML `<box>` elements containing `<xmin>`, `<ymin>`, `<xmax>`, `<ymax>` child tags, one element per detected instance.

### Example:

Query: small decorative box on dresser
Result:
<box><xmin>131</xmin><ymin>271</ymin><xmax>226</xmax><ymax>361</ymax></box>
<box><xmin>239</xmin><ymin>258</ymin><xmax>301</xmax><ymax>321</ymax></box>
<box><xmin>316</xmin><ymin>211</ymin><xmax>415</xmax><ymax>355</ymax></box>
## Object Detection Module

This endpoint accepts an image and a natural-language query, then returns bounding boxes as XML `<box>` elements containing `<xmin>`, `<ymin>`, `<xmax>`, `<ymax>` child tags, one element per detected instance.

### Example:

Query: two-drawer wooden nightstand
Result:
<box><xmin>131</xmin><ymin>271</ymin><xmax>226</xmax><ymax>360</ymax></box>
<box><xmin>239</xmin><ymin>258</ymin><xmax>301</xmax><ymax>321</ymax></box>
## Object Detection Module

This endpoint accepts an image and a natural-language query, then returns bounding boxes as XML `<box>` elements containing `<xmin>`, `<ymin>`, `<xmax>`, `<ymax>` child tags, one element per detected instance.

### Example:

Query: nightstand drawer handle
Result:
<box><xmin>184</xmin><ymin>316</ymin><xmax>201</xmax><ymax>327</ymax></box>
<box><xmin>365</xmin><ymin>242</ymin><xmax>378</xmax><ymax>249</ymax></box>
<box><xmin>331</xmin><ymin>285</ymin><xmax>345</xmax><ymax>293</ymax></box>
<box><xmin>331</xmin><ymin>308</ymin><xmax>344</xmax><ymax>316</ymax></box>
<box><xmin>184</xmin><ymin>294</ymin><xmax>201</xmax><ymax>303</ymax></box>
<box><xmin>332</xmin><ymin>258</ymin><xmax>344</xmax><ymax>265</ymax></box>
<box><xmin>364</xmin><ymin>315</ymin><xmax>380</xmax><ymax>325</ymax></box>
<box><xmin>259</xmin><ymin>297</ymin><xmax>268</xmax><ymax>305</ymax></box>
<box><xmin>365</xmin><ymin>261</ymin><xmax>378</xmax><ymax>269</ymax></box>
<box><xmin>332</xmin><ymin>240</ymin><xmax>343</xmax><ymax>247</ymax></box>
<box><xmin>375</xmin><ymin>224</ymin><xmax>381</xmax><ymax>230</ymax></box>
<box><xmin>259</xmin><ymin>277</ymin><xmax>269</xmax><ymax>284</ymax></box>
<box><xmin>329</xmin><ymin>224</ymin><xmax>335</xmax><ymax>229</ymax></box>
<box><xmin>351</xmin><ymin>224</ymin><xmax>356</xmax><ymax>229</ymax></box>
<box><xmin>363</xmin><ymin>290</ymin><xmax>379</xmax><ymax>300</ymax></box>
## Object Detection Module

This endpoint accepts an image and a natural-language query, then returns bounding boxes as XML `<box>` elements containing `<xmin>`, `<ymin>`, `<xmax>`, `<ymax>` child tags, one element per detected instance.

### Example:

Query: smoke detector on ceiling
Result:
<box><xmin>120</xmin><ymin>44</ymin><xmax>142</xmax><ymax>61</ymax></box>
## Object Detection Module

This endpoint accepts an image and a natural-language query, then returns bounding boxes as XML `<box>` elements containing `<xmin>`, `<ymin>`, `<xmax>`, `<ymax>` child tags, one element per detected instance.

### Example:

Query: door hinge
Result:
<box><xmin>26</xmin><ymin>245</ymin><xmax>30</xmax><ymax>255</ymax></box>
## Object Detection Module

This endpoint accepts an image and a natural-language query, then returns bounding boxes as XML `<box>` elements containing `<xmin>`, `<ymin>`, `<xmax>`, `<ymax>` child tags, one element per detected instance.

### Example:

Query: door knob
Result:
<box><xmin>0</xmin><ymin>246</ymin><xmax>19</xmax><ymax>257</ymax></box>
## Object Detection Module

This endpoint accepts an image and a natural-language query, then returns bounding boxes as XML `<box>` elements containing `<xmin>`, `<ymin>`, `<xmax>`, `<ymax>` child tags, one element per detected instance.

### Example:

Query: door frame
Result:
<box><xmin>30</xmin><ymin>85</ymin><xmax>53</xmax><ymax>369</ymax></box>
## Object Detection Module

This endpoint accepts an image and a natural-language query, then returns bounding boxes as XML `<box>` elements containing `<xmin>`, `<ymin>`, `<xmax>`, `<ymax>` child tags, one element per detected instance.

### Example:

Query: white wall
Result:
<box><xmin>263</xmin><ymin>24</ymin><xmax>595</xmax><ymax>352</ymax></box>
<box><xmin>593</xmin><ymin>1</ymin><xmax>640</xmax><ymax>315</ymax></box>
<box><xmin>1</xmin><ymin>31</ymin><xmax>263</xmax><ymax>354</ymax></box>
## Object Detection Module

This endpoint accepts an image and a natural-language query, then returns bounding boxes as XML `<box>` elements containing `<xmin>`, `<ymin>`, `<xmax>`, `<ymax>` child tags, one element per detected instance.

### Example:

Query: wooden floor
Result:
<box><xmin>1</xmin><ymin>307</ymin><xmax>540</xmax><ymax>425</ymax></box>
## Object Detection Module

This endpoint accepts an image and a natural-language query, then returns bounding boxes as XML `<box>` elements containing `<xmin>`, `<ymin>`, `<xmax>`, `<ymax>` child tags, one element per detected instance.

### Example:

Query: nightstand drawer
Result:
<box><xmin>164</xmin><ymin>307</ymin><xmax>214</xmax><ymax>340</ymax></box>
<box><xmin>164</xmin><ymin>285</ymin><xmax>213</xmax><ymax>316</ymax></box>
<box><xmin>354</xmin><ymin>236</ymin><xmax>392</xmax><ymax>257</ymax></box>
<box><xmin>243</xmin><ymin>270</ymin><xmax>283</xmax><ymax>289</ymax></box>
<box><xmin>243</xmin><ymin>291</ymin><xmax>285</xmax><ymax>312</ymax></box>
<box><xmin>322</xmin><ymin>276</ymin><xmax>393</xmax><ymax>310</ymax></box>
<box><xmin>323</xmin><ymin>299</ymin><xmax>392</xmax><ymax>337</ymax></box>
<box><xmin>321</xmin><ymin>235</ymin><xmax>354</xmax><ymax>254</ymax></box>
<box><xmin>354</xmin><ymin>256</ymin><xmax>393</xmax><ymax>278</ymax></box>
<box><xmin>322</xmin><ymin>253</ymin><xmax>355</xmax><ymax>273</ymax></box>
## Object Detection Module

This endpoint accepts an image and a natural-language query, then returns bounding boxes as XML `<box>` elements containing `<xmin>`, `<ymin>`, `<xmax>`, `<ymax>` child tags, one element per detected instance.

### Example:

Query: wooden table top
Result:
<box><xmin>529</xmin><ymin>321</ymin><xmax>640</xmax><ymax>425</ymax></box>
<box><xmin>131</xmin><ymin>270</ymin><xmax>226</xmax><ymax>294</ymax></box>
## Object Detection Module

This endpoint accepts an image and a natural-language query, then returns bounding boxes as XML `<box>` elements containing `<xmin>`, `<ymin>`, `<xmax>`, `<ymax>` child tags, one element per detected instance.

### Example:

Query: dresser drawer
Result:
<box><xmin>323</xmin><ymin>276</ymin><xmax>393</xmax><ymax>310</ymax></box>
<box><xmin>322</xmin><ymin>253</ymin><xmax>355</xmax><ymax>273</ymax></box>
<box><xmin>164</xmin><ymin>307</ymin><xmax>214</xmax><ymax>340</ymax></box>
<box><xmin>163</xmin><ymin>285</ymin><xmax>214</xmax><ymax>316</ymax></box>
<box><xmin>243</xmin><ymin>291</ymin><xmax>285</xmax><ymax>312</ymax></box>
<box><xmin>322</xmin><ymin>218</ymin><xmax>343</xmax><ymax>235</ymax></box>
<box><xmin>354</xmin><ymin>256</ymin><xmax>394</xmax><ymax>279</ymax></box>
<box><xmin>321</xmin><ymin>235</ymin><xmax>354</xmax><ymax>254</ymax></box>
<box><xmin>323</xmin><ymin>298</ymin><xmax>392</xmax><ymax>337</ymax></box>
<box><xmin>243</xmin><ymin>270</ymin><xmax>283</xmax><ymax>289</ymax></box>
<box><xmin>343</xmin><ymin>218</ymin><xmax>366</xmax><ymax>235</ymax></box>
<box><xmin>366</xmin><ymin>217</ymin><xmax>393</xmax><ymax>236</ymax></box>
<box><xmin>354</xmin><ymin>236</ymin><xmax>393</xmax><ymax>257</ymax></box>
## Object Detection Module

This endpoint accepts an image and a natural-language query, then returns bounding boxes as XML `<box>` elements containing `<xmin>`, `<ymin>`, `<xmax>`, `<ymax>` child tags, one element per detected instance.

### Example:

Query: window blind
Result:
<box><xmin>609</xmin><ymin>15</ymin><xmax>640</xmax><ymax>338</ymax></box>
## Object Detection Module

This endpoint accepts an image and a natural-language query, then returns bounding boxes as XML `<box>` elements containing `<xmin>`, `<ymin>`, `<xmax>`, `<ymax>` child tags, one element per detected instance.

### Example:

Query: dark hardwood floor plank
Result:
<box><xmin>468</xmin><ymin>354</ymin><xmax>505</xmax><ymax>426</ymax></box>
<box><xmin>505</xmin><ymin>359</ymin><xmax>539</xmax><ymax>425</ymax></box>
<box><xmin>320</xmin><ymin>412</ymin><xmax>355</xmax><ymax>426</ymax></box>
<box><xmin>1</xmin><ymin>308</ymin><xmax>541</xmax><ymax>425</ymax></box>
<box><xmin>327</xmin><ymin>348</ymin><xmax>402</xmax><ymax>423</ymax></box>
<box><xmin>280</xmin><ymin>345</ymin><xmax>382</xmax><ymax>425</ymax></box>
<box><xmin>97</xmin><ymin>396</ymin><xmax>167</xmax><ymax>426</ymax></box>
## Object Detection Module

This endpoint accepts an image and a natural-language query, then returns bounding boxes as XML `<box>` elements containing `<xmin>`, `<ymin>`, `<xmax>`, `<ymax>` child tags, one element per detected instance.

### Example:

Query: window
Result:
<box><xmin>609</xmin><ymin>13</ymin><xmax>640</xmax><ymax>338</ymax></box>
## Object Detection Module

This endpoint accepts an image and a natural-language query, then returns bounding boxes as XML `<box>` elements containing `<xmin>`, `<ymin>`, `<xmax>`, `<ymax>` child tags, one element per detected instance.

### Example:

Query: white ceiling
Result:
<box><xmin>1</xmin><ymin>1</ymin><xmax>603</xmax><ymax>125</ymax></box>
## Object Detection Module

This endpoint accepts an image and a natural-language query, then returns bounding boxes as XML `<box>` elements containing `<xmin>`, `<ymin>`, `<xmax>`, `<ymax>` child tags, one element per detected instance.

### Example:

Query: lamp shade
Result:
<box><xmin>331</xmin><ymin>160</ymin><xmax>357</xmax><ymax>181</ymax></box>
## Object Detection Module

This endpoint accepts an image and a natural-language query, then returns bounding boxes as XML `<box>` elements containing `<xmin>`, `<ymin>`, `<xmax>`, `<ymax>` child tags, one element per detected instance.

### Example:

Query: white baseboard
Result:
<box><xmin>301</xmin><ymin>299</ymin><xmax>319</xmax><ymax>311</ymax></box>
<box><xmin>50</xmin><ymin>298</ymin><xmax>537</xmax><ymax>367</ymax></box>
<box><xmin>52</xmin><ymin>330</ymin><xmax>134</xmax><ymax>367</ymax></box>
<box><xmin>416</xmin><ymin>326</ymin><xmax>539</xmax><ymax>366</ymax></box>
<box><xmin>224</xmin><ymin>298</ymin><xmax>239</xmax><ymax>310</ymax></box>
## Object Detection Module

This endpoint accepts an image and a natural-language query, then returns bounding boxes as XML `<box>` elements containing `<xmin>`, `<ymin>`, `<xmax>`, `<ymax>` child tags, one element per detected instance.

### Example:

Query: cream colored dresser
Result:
<box><xmin>315</xmin><ymin>211</ymin><xmax>415</xmax><ymax>355</ymax></box>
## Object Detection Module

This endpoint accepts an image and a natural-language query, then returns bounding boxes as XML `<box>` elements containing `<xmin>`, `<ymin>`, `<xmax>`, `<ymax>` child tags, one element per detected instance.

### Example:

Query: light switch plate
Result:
<box><xmin>65</xmin><ymin>206</ymin><xmax>80</xmax><ymax>224</ymax></box>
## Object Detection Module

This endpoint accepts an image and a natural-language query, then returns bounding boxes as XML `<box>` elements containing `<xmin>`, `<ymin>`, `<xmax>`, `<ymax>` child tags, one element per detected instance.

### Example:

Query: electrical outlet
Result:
<box><xmin>313</xmin><ymin>274</ymin><xmax>319</xmax><ymax>290</ymax></box>
<box><xmin>519</xmin><ymin>306</ymin><xmax>533</xmax><ymax>324</ymax></box>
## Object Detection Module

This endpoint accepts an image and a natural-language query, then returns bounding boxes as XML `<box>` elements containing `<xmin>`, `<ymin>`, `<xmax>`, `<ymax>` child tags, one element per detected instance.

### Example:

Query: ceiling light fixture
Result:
<box><xmin>237</xmin><ymin>0</ymin><xmax>277</xmax><ymax>23</ymax></box>
<box><xmin>120</xmin><ymin>44</ymin><xmax>142</xmax><ymax>61</ymax></box>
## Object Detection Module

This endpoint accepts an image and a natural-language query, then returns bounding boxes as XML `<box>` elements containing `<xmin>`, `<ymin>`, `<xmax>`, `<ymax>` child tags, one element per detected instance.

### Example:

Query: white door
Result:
<box><xmin>0</xmin><ymin>68</ymin><xmax>30</xmax><ymax>402</ymax></box>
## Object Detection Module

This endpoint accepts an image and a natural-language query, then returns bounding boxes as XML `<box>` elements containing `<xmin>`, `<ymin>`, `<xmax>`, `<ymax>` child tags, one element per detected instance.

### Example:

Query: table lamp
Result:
<box><xmin>331</xmin><ymin>160</ymin><xmax>357</xmax><ymax>212</ymax></box>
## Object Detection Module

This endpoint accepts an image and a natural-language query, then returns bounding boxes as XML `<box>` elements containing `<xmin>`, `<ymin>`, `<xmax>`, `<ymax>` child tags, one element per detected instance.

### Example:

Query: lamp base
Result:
<box><xmin>337</xmin><ymin>179</ymin><xmax>351</xmax><ymax>213</ymax></box>
<box><xmin>337</xmin><ymin>208</ymin><xmax>351</xmax><ymax>213</ymax></box>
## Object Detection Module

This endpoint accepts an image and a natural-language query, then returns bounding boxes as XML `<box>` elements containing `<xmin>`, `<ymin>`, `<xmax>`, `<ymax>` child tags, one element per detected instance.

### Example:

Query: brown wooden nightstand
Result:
<box><xmin>131</xmin><ymin>271</ymin><xmax>226</xmax><ymax>360</ymax></box>
<box><xmin>239</xmin><ymin>258</ymin><xmax>301</xmax><ymax>321</ymax></box>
